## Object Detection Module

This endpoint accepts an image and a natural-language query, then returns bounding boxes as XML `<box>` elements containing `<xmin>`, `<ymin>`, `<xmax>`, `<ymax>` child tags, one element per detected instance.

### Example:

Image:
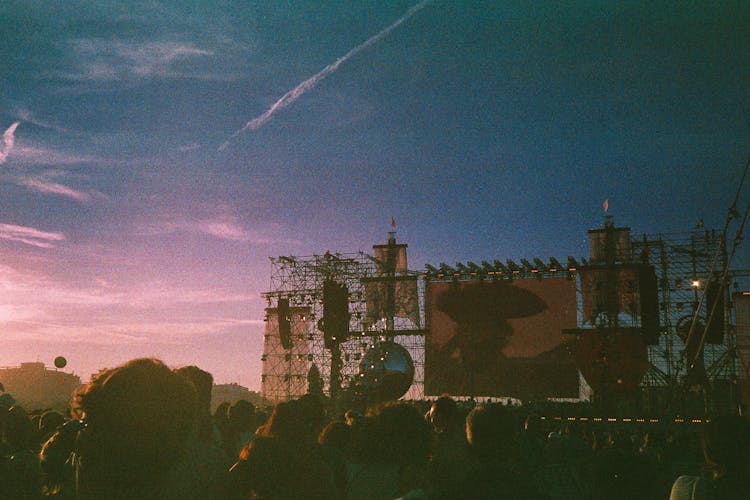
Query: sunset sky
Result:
<box><xmin>1</xmin><ymin>1</ymin><xmax>749</xmax><ymax>391</ymax></box>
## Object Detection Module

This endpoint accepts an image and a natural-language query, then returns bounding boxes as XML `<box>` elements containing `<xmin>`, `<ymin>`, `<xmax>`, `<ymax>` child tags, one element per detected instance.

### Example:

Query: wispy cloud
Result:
<box><xmin>13</xmin><ymin>144</ymin><xmax>104</xmax><ymax>166</ymax></box>
<box><xmin>190</xmin><ymin>218</ymin><xmax>300</xmax><ymax>245</ymax></box>
<box><xmin>2</xmin><ymin>317</ymin><xmax>262</xmax><ymax>346</ymax></box>
<box><xmin>0</xmin><ymin>263</ymin><xmax>258</xmax><ymax>315</ymax></box>
<box><xmin>0</xmin><ymin>122</ymin><xmax>20</xmax><ymax>164</ymax></box>
<box><xmin>0</xmin><ymin>224</ymin><xmax>66</xmax><ymax>248</ymax></box>
<box><xmin>137</xmin><ymin>209</ymin><xmax>298</xmax><ymax>244</ymax></box>
<box><xmin>19</xmin><ymin>177</ymin><xmax>92</xmax><ymax>202</ymax></box>
<box><xmin>63</xmin><ymin>39</ymin><xmax>216</xmax><ymax>81</ymax></box>
<box><xmin>199</xmin><ymin>221</ymin><xmax>252</xmax><ymax>241</ymax></box>
<box><xmin>122</xmin><ymin>278</ymin><xmax>261</xmax><ymax>308</ymax></box>
<box><xmin>178</xmin><ymin>142</ymin><xmax>201</xmax><ymax>152</ymax></box>
<box><xmin>15</xmin><ymin>108</ymin><xmax>72</xmax><ymax>134</ymax></box>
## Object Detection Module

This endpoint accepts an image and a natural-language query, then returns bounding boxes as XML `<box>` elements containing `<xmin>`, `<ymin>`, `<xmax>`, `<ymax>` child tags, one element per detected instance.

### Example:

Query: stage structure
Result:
<box><xmin>260</xmin><ymin>220</ymin><xmax>746</xmax><ymax>414</ymax></box>
<box><xmin>630</xmin><ymin>225</ymin><xmax>745</xmax><ymax>414</ymax></box>
<box><xmin>421</xmin><ymin>218</ymin><xmax>745</xmax><ymax>414</ymax></box>
<box><xmin>260</xmin><ymin>234</ymin><xmax>424</xmax><ymax>404</ymax></box>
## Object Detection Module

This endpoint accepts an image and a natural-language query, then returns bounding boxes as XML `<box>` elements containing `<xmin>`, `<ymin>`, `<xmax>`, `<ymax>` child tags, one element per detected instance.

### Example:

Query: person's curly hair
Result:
<box><xmin>72</xmin><ymin>358</ymin><xmax>197</xmax><ymax>495</ymax></box>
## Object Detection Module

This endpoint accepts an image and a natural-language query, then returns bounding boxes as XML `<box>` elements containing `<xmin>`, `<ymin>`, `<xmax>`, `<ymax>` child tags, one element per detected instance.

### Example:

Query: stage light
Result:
<box><xmin>493</xmin><ymin>260</ymin><xmax>508</xmax><ymax>274</ymax></box>
<box><xmin>520</xmin><ymin>258</ymin><xmax>535</xmax><ymax>272</ymax></box>
<box><xmin>455</xmin><ymin>262</ymin><xmax>470</xmax><ymax>275</ymax></box>
<box><xmin>467</xmin><ymin>261</ymin><xmax>482</xmax><ymax>275</ymax></box>
<box><xmin>549</xmin><ymin>257</ymin><xmax>563</xmax><ymax>272</ymax></box>
<box><xmin>439</xmin><ymin>263</ymin><xmax>456</xmax><ymax>276</ymax></box>
<box><xmin>506</xmin><ymin>260</ymin><xmax>521</xmax><ymax>273</ymax></box>
<box><xmin>691</xmin><ymin>279</ymin><xmax>701</xmax><ymax>288</ymax></box>
<box><xmin>533</xmin><ymin>258</ymin><xmax>548</xmax><ymax>272</ymax></box>
<box><xmin>567</xmin><ymin>256</ymin><xmax>579</xmax><ymax>271</ymax></box>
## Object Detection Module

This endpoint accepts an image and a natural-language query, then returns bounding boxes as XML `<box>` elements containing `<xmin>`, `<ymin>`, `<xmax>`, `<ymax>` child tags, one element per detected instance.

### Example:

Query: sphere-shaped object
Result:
<box><xmin>54</xmin><ymin>356</ymin><xmax>67</xmax><ymax>369</ymax></box>
<box><xmin>358</xmin><ymin>341</ymin><xmax>414</xmax><ymax>401</ymax></box>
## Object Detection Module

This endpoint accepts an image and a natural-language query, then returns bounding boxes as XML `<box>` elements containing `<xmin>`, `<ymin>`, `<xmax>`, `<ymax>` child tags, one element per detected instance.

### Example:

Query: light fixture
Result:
<box><xmin>549</xmin><ymin>257</ymin><xmax>563</xmax><ymax>272</ymax></box>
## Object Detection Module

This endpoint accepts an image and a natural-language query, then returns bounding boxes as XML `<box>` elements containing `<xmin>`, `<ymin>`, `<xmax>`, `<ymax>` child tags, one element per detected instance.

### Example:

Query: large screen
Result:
<box><xmin>425</xmin><ymin>277</ymin><xmax>579</xmax><ymax>399</ymax></box>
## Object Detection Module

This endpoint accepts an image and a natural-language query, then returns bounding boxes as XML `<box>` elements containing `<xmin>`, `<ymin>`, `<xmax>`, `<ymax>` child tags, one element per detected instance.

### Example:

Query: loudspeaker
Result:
<box><xmin>704</xmin><ymin>281</ymin><xmax>725</xmax><ymax>344</ymax></box>
<box><xmin>277</xmin><ymin>298</ymin><xmax>292</xmax><ymax>350</ymax></box>
<box><xmin>638</xmin><ymin>265</ymin><xmax>660</xmax><ymax>344</ymax></box>
<box><xmin>323</xmin><ymin>280</ymin><xmax>349</xmax><ymax>349</ymax></box>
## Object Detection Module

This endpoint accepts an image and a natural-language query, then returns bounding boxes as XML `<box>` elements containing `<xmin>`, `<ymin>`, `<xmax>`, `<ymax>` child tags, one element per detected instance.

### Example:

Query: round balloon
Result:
<box><xmin>358</xmin><ymin>341</ymin><xmax>415</xmax><ymax>401</ymax></box>
<box><xmin>54</xmin><ymin>356</ymin><xmax>67</xmax><ymax>369</ymax></box>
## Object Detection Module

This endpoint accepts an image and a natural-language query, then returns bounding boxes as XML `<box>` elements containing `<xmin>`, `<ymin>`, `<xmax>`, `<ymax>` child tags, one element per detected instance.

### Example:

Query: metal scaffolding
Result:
<box><xmin>258</xmin><ymin>225</ymin><xmax>744</xmax><ymax>414</ymax></box>
<box><xmin>632</xmin><ymin>229</ymin><xmax>742</xmax><ymax>414</ymax></box>
<box><xmin>260</xmin><ymin>249</ymin><xmax>425</xmax><ymax>404</ymax></box>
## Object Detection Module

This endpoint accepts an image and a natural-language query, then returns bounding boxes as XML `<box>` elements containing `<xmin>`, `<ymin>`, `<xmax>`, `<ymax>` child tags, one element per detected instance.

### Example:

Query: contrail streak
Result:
<box><xmin>220</xmin><ymin>0</ymin><xmax>432</xmax><ymax>150</ymax></box>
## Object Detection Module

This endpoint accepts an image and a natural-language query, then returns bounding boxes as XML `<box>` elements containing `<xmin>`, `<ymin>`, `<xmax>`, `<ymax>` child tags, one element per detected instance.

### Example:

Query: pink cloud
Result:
<box><xmin>20</xmin><ymin>177</ymin><xmax>92</xmax><ymax>202</ymax></box>
<box><xmin>0</xmin><ymin>223</ymin><xmax>66</xmax><ymax>248</ymax></box>
<box><xmin>201</xmin><ymin>221</ymin><xmax>251</xmax><ymax>241</ymax></box>
<box><xmin>0</xmin><ymin>122</ymin><xmax>20</xmax><ymax>164</ymax></box>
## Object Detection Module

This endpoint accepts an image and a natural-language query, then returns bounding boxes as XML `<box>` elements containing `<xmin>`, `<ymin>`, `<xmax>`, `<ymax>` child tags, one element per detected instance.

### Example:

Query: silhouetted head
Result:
<box><xmin>429</xmin><ymin>394</ymin><xmax>460</xmax><ymax>434</ymax></box>
<box><xmin>174</xmin><ymin>365</ymin><xmax>213</xmax><ymax>409</ymax></box>
<box><xmin>465</xmin><ymin>404</ymin><xmax>520</xmax><ymax>461</ymax></box>
<box><xmin>362</xmin><ymin>401</ymin><xmax>431</xmax><ymax>466</ymax></box>
<box><xmin>318</xmin><ymin>420</ymin><xmax>351</xmax><ymax>452</ymax></box>
<box><xmin>233</xmin><ymin>436</ymin><xmax>306</xmax><ymax>499</ymax></box>
<box><xmin>4</xmin><ymin>405</ymin><xmax>33</xmax><ymax>451</ymax></box>
<box><xmin>73</xmin><ymin>358</ymin><xmax>197</xmax><ymax>497</ymax></box>
<box><xmin>228</xmin><ymin>399</ymin><xmax>256</xmax><ymax>433</ymax></box>
<box><xmin>702</xmin><ymin>415</ymin><xmax>750</xmax><ymax>478</ymax></box>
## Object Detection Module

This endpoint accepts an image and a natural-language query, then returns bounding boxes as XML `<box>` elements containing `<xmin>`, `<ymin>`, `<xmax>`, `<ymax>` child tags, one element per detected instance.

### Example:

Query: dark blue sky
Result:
<box><xmin>1</xmin><ymin>0</ymin><xmax>748</xmax><ymax>389</ymax></box>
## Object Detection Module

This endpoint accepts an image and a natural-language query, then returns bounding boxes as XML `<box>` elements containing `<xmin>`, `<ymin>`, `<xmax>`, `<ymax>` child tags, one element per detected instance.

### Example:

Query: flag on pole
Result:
<box><xmin>603</xmin><ymin>199</ymin><xmax>609</xmax><ymax>212</ymax></box>
<box><xmin>391</xmin><ymin>216</ymin><xmax>397</xmax><ymax>229</ymax></box>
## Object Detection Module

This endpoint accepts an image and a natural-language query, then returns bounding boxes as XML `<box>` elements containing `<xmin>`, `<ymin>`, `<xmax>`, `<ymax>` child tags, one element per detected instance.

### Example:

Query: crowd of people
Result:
<box><xmin>1</xmin><ymin>357</ymin><xmax>749</xmax><ymax>499</ymax></box>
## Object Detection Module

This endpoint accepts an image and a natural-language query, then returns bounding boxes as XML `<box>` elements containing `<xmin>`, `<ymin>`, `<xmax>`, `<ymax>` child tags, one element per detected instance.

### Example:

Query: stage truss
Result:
<box><xmin>259</xmin><ymin>227</ymin><xmax>746</xmax><ymax>413</ymax></box>
<box><xmin>418</xmin><ymin>227</ymin><xmax>745</xmax><ymax>413</ymax></box>
<box><xmin>260</xmin><ymin>251</ymin><xmax>425</xmax><ymax>403</ymax></box>
<box><xmin>633</xmin><ymin>229</ymin><xmax>745</xmax><ymax>413</ymax></box>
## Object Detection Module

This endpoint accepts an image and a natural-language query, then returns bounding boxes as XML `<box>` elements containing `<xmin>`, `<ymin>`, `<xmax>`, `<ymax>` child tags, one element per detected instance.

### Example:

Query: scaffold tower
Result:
<box><xmin>260</xmin><ymin>240</ymin><xmax>425</xmax><ymax>404</ymax></box>
<box><xmin>633</xmin><ymin>228</ymin><xmax>742</xmax><ymax>414</ymax></box>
